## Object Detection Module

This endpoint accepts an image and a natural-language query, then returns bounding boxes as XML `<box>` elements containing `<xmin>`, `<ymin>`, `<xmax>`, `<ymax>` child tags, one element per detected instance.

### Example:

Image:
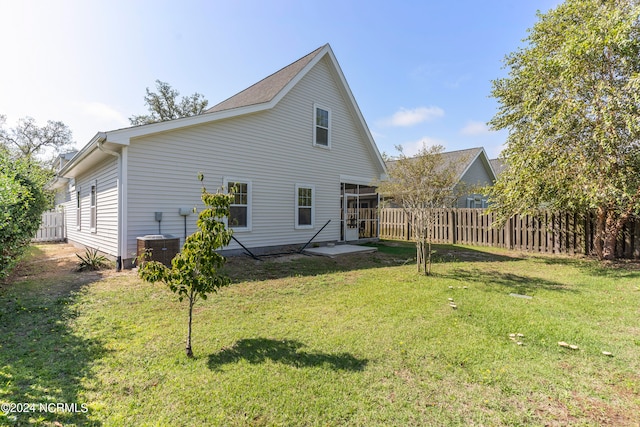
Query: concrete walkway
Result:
<box><xmin>304</xmin><ymin>244</ymin><xmax>377</xmax><ymax>258</ymax></box>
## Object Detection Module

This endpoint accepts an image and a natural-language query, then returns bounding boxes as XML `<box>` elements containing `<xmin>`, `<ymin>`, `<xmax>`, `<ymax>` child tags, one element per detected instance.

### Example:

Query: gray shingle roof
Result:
<box><xmin>205</xmin><ymin>45</ymin><xmax>326</xmax><ymax>114</ymax></box>
<box><xmin>440</xmin><ymin>147</ymin><xmax>484</xmax><ymax>178</ymax></box>
<box><xmin>386</xmin><ymin>147</ymin><xmax>485</xmax><ymax>181</ymax></box>
<box><xmin>489</xmin><ymin>158</ymin><xmax>506</xmax><ymax>176</ymax></box>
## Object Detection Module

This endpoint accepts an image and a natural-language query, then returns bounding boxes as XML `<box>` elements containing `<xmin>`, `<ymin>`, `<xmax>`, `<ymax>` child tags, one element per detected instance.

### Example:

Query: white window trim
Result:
<box><xmin>223</xmin><ymin>177</ymin><xmax>252</xmax><ymax>232</ymax></box>
<box><xmin>90</xmin><ymin>181</ymin><xmax>97</xmax><ymax>233</ymax></box>
<box><xmin>76</xmin><ymin>187</ymin><xmax>81</xmax><ymax>231</ymax></box>
<box><xmin>295</xmin><ymin>184</ymin><xmax>315</xmax><ymax>229</ymax></box>
<box><xmin>466</xmin><ymin>196</ymin><xmax>485</xmax><ymax>209</ymax></box>
<box><xmin>312</xmin><ymin>103</ymin><xmax>331</xmax><ymax>149</ymax></box>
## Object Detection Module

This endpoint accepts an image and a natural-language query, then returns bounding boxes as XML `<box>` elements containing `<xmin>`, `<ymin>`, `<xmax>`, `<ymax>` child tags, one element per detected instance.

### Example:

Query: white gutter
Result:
<box><xmin>97</xmin><ymin>135</ymin><xmax>125</xmax><ymax>271</ymax></box>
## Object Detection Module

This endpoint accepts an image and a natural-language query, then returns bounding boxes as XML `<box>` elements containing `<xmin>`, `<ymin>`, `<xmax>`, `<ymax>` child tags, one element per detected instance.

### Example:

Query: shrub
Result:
<box><xmin>76</xmin><ymin>248</ymin><xmax>110</xmax><ymax>272</ymax></box>
<box><xmin>0</xmin><ymin>152</ymin><xmax>50</xmax><ymax>279</ymax></box>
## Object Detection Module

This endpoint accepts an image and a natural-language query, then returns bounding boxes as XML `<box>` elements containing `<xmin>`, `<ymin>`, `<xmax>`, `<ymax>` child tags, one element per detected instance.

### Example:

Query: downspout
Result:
<box><xmin>97</xmin><ymin>134</ymin><xmax>124</xmax><ymax>271</ymax></box>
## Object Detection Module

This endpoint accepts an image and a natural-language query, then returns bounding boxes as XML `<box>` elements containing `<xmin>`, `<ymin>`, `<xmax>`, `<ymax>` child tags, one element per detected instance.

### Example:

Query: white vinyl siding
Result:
<box><xmin>295</xmin><ymin>184</ymin><xmax>314</xmax><ymax>229</ymax></box>
<box><xmin>62</xmin><ymin>158</ymin><xmax>119</xmax><ymax>256</ymax></box>
<box><xmin>456</xmin><ymin>154</ymin><xmax>495</xmax><ymax>208</ymax></box>
<box><xmin>124</xmin><ymin>55</ymin><xmax>384</xmax><ymax>257</ymax></box>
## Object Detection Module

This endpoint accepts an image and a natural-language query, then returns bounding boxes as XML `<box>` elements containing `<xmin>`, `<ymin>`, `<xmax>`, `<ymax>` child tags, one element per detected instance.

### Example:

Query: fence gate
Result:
<box><xmin>33</xmin><ymin>211</ymin><xmax>65</xmax><ymax>242</ymax></box>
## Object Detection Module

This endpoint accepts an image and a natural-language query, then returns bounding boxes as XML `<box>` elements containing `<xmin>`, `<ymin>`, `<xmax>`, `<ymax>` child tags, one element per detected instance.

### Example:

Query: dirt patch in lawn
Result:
<box><xmin>2</xmin><ymin>242</ymin><xmax>117</xmax><ymax>291</ymax></box>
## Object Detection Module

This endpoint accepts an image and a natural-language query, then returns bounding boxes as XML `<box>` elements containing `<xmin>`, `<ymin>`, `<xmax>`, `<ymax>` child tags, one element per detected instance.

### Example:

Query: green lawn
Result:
<box><xmin>1</xmin><ymin>242</ymin><xmax>639</xmax><ymax>426</ymax></box>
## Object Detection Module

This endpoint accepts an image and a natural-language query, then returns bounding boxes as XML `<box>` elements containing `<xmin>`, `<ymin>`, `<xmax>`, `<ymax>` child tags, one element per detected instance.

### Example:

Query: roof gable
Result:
<box><xmin>385</xmin><ymin>147</ymin><xmax>496</xmax><ymax>185</ymax></box>
<box><xmin>206</xmin><ymin>46</ymin><xmax>325</xmax><ymax>114</ymax></box>
<box><xmin>56</xmin><ymin>44</ymin><xmax>386</xmax><ymax>178</ymax></box>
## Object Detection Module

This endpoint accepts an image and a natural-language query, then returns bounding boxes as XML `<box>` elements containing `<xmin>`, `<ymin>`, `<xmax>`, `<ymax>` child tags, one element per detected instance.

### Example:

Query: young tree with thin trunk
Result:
<box><xmin>489</xmin><ymin>0</ymin><xmax>640</xmax><ymax>260</ymax></box>
<box><xmin>138</xmin><ymin>174</ymin><xmax>233</xmax><ymax>358</ymax></box>
<box><xmin>378</xmin><ymin>144</ymin><xmax>466</xmax><ymax>275</ymax></box>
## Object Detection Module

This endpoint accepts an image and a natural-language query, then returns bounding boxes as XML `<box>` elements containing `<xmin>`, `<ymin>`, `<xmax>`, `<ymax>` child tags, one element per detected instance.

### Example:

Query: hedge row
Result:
<box><xmin>0</xmin><ymin>152</ymin><xmax>50</xmax><ymax>279</ymax></box>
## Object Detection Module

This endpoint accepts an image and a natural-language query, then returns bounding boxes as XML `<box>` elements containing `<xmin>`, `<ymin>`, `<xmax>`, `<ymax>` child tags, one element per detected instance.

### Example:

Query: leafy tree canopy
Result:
<box><xmin>0</xmin><ymin>115</ymin><xmax>74</xmax><ymax>167</ymax></box>
<box><xmin>378</xmin><ymin>144</ymin><xmax>467</xmax><ymax>274</ymax></box>
<box><xmin>129</xmin><ymin>80</ymin><xmax>209</xmax><ymax>126</ymax></box>
<box><xmin>488</xmin><ymin>0</ymin><xmax>640</xmax><ymax>260</ymax></box>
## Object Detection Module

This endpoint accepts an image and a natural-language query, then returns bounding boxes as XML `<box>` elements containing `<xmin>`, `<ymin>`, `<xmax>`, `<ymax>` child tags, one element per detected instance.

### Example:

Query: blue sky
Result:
<box><xmin>0</xmin><ymin>0</ymin><xmax>561</xmax><ymax>159</ymax></box>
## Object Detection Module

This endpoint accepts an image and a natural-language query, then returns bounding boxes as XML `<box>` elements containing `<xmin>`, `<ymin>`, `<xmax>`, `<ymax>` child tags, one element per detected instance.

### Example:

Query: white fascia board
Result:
<box><xmin>481</xmin><ymin>148</ymin><xmax>498</xmax><ymax>181</ymax></box>
<box><xmin>269</xmin><ymin>44</ymin><xmax>331</xmax><ymax>108</ymax></box>
<box><xmin>56</xmin><ymin>132</ymin><xmax>107</xmax><ymax>177</ymax></box>
<box><xmin>267</xmin><ymin>44</ymin><xmax>386</xmax><ymax>176</ymax></box>
<box><xmin>324</xmin><ymin>47</ymin><xmax>387</xmax><ymax>175</ymax></box>
<box><xmin>106</xmin><ymin>104</ymin><xmax>273</xmax><ymax>145</ymax></box>
<box><xmin>45</xmin><ymin>176</ymin><xmax>69</xmax><ymax>191</ymax></box>
<box><xmin>340</xmin><ymin>175</ymin><xmax>377</xmax><ymax>186</ymax></box>
<box><xmin>456</xmin><ymin>148</ymin><xmax>483</xmax><ymax>182</ymax></box>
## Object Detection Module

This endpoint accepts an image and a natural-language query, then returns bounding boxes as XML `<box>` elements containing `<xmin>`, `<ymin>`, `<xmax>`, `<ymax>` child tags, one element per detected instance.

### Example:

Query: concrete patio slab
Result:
<box><xmin>304</xmin><ymin>244</ymin><xmax>377</xmax><ymax>257</ymax></box>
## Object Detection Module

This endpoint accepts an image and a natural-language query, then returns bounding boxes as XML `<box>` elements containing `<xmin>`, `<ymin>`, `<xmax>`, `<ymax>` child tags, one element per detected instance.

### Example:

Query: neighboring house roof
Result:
<box><xmin>386</xmin><ymin>147</ymin><xmax>497</xmax><ymax>185</ymax></box>
<box><xmin>206</xmin><ymin>45</ymin><xmax>325</xmax><ymax>113</ymax></box>
<box><xmin>441</xmin><ymin>147</ymin><xmax>487</xmax><ymax>182</ymax></box>
<box><xmin>490</xmin><ymin>158</ymin><xmax>506</xmax><ymax>177</ymax></box>
<box><xmin>54</xmin><ymin>44</ymin><xmax>386</xmax><ymax>181</ymax></box>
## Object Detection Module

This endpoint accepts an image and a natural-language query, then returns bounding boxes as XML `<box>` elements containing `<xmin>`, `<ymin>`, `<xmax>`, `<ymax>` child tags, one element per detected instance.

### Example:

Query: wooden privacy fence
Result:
<box><xmin>379</xmin><ymin>208</ymin><xmax>640</xmax><ymax>259</ymax></box>
<box><xmin>33</xmin><ymin>211</ymin><xmax>65</xmax><ymax>242</ymax></box>
<box><xmin>345</xmin><ymin>207</ymin><xmax>379</xmax><ymax>239</ymax></box>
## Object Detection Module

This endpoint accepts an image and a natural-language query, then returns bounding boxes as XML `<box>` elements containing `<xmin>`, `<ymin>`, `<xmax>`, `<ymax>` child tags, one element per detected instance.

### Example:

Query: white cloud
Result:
<box><xmin>380</xmin><ymin>106</ymin><xmax>444</xmax><ymax>127</ymax></box>
<box><xmin>396</xmin><ymin>137</ymin><xmax>447</xmax><ymax>157</ymax></box>
<box><xmin>460</xmin><ymin>120</ymin><xmax>491</xmax><ymax>136</ymax></box>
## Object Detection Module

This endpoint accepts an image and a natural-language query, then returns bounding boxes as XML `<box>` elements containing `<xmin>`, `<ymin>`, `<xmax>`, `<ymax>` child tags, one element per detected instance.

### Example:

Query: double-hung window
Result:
<box><xmin>225</xmin><ymin>178</ymin><xmax>251</xmax><ymax>231</ymax></box>
<box><xmin>313</xmin><ymin>104</ymin><xmax>330</xmax><ymax>148</ymax></box>
<box><xmin>90</xmin><ymin>182</ymin><xmax>97</xmax><ymax>232</ymax></box>
<box><xmin>76</xmin><ymin>189</ymin><xmax>81</xmax><ymax>230</ymax></box>
<box><xmin>295</xmin><ymin>184</ymin><xmax>314</xmax><ymax>229</ymax></box>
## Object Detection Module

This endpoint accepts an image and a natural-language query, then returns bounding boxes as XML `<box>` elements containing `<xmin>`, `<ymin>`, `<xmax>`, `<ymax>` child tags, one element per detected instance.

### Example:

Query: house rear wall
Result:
<box><xmin>125</xmin><ymin>56</ymin><xmax>383</xmax><ymax>261</ymax></box>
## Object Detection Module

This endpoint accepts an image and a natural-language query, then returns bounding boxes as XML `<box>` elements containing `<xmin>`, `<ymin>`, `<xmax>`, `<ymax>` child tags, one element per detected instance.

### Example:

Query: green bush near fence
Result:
<box><xmin>0</xmin><ymin>152</ymin><xmax>50</xmax><ymax>279</ymax></box>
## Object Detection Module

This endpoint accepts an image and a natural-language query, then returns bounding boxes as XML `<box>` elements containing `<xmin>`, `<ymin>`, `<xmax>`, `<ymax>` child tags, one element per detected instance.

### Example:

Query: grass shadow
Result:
<box><xmin>371</xmin><ymin>242</ymin><xmax>522</xmax><ymax>263</ymax></box>
<box><xmin>0</xmin><ymin>244</ymin><xmax>107</xmax><ymax>426</ymax></box>
<box><xmin>440</xmin><ymin>267</ymin><xmax>578</xmax><ymax>295</ymax></box>
<box><xmin>225</xmin><ymin>241</ymin><xmax>521</xmax><ymax>283</ymax></box>
<box><xmin>207</xmin><ymin>338</ymin><xmax>368</xmax><ymax>372</ymax></box>
<box><xmin>535</xmin><ymin>255</ymin><xmax>640</xmax><ymax>279</ymax></box>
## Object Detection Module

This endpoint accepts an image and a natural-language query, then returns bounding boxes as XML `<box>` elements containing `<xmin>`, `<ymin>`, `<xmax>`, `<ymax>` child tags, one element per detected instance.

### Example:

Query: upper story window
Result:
<box><xmin>225</xmin><ymin>178</ymin><xmax>252</xmax><ymax>231</ymax></box>
<box><xmin>313</xmin><ymin>104</ymin><xmax>331</xmax><ymax>148</ymax></box>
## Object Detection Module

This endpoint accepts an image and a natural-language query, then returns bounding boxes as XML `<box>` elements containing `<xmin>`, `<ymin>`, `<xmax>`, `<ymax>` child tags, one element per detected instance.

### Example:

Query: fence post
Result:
<box><xmin>405</xmin><ymin>210</ymin><xmax>410</xmax><ymax>241</ymax></box>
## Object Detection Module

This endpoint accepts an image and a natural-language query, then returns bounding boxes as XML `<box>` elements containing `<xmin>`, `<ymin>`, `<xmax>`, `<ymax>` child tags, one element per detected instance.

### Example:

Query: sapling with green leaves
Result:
<box><xmin>138</xmin><ymin>174</ymin><xmax>233</xmax><ymax>358</ymax></box>
<box><xmin>378</xmin><ymin>144</ymin><xmax>467</xmax><ymax>275</ymax></box>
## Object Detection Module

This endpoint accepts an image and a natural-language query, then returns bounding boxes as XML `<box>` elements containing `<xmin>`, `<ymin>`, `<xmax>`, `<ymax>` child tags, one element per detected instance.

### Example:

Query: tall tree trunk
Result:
<box><xmin>594</xmin><ymin>206</ymin><xmax>606</xmax><ymax>260</ymax></box>
<box><xmin>597</xmin><ymin>206</ymin><xmax>628</xmax><ymax>261</ymax></box>
<box><xmin>603</xmin><ymin>212</ymin><xmax>629</xmax><ymax>261</ymax></box>
<box><xmin>416</xmin><ymin>239</ymin><xmax>424</xmax><ymax>273</ymax></box>
<box><xmin>602</xmin><ymin>212</ymin><xmax>617</xmax><ymax>261</ymax></box>
<box><xmin>186</xmin><ymin>291</ymin><xmax>195</xmax><ymax>358</ymax></box>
